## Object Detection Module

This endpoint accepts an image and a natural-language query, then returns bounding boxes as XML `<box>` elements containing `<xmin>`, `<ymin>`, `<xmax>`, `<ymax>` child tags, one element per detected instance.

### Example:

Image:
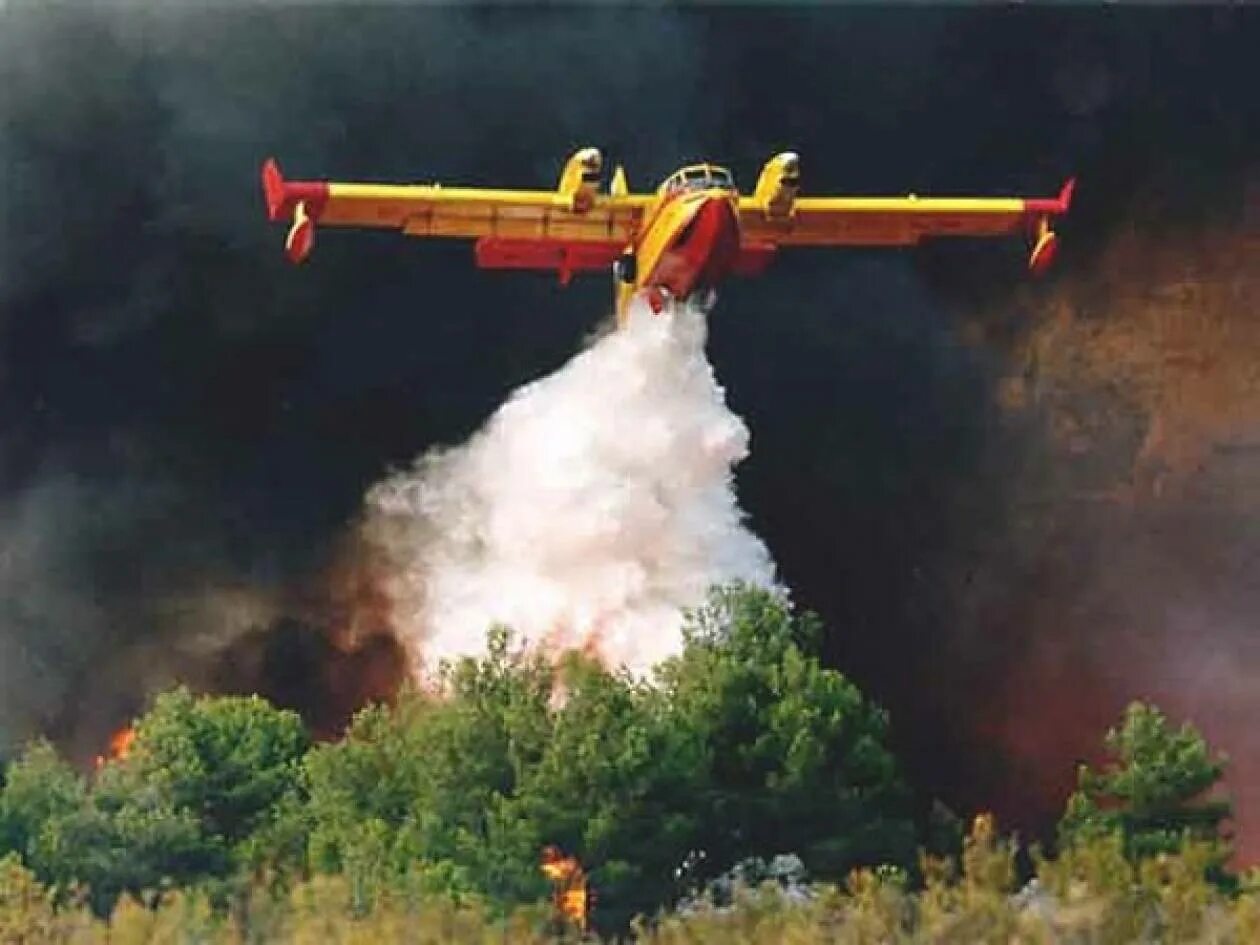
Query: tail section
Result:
<box><xmin>611</xmin><ymin>165</ymin><xmax>629</xmax><ymax>198</ymax></box>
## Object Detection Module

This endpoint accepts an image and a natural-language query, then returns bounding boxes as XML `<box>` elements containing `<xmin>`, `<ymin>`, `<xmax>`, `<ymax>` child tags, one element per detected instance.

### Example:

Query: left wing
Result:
<box><xmin>261</xmin><ymin>150</ymin><xmax>652</xmax><ymax>282</ymax></box>
<box><xmin>737</xmin><ymin>153</ymin><xmax>1074</xmax><ymax>274</ymax></box>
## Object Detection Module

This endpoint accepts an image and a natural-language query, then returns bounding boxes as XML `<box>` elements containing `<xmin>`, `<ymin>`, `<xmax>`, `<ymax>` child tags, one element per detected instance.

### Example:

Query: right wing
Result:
<box><xmin>736</xmin><ymin>152</ymin><xmax>1074</xmax><ymax>273</ymax></box>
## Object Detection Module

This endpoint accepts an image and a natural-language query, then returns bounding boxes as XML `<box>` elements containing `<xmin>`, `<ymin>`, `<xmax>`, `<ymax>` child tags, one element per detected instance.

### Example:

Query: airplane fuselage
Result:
<box><xmin>612</xmin><ymin>164</ymin><xmax>747</xmax><ymax>320</ymax></box>
<box><xmin>619</xmin><ymin>188</ymin><xmax>741</xmax><ymax>316</ymax></box>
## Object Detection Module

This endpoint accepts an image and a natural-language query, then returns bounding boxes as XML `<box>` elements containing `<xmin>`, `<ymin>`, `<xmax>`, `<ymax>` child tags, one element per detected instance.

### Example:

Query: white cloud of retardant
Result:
<box><xmin>364</xmin><ymin>300</ymin><xmax>777</xmax><ymax>678</ymax></box>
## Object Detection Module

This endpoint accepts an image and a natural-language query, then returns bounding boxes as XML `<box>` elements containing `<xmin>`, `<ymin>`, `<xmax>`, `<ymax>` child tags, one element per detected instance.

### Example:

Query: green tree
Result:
<box><xmin>35</xmin><ymin>781</ymin><xmax>214</xmax><ymax>915</ymax></box>
<box><xmin>0</xmin><ymin>741</ymin><xmax>87</xmax><ymax>876</ymax></box>
<box><xmin>504</xmin><ymin>653</ymin><xmax>706</xmax><ymax>929</ymax></box>
<box><xmin>117</xmin><ymin>688</ymin><xmax>311</xmax><ymax>857</ymax></box>
<box><xmin>656</xmin><ymin>585</ymin><xmax>917</xmax><ymax>890</ymax></box>
<box><xmin>0</xmin><ymin>756</ymin><xmax>8</xmax><ymax>852</ymax></box>
<box><xmin>304</xmin><ymin>587</ymin><xmax>915</xmax><ymax>932</ymax></box>
<box><xmin>303</xmin><ymin>627</ymin><xmax>556</xmax><ymax>903</ymax></box>
<box><xmin>1059</xmin><ymin>701</ymin><xmax>1232</xmax><ymax>879</ymax></box>
<box><xmin>0</xmin><ymin>692</ymin><xmax>310</xmax><ymax>914</ymax></box>
<box><xmin>0</xmin><ymin>739</ymin><xmax>213</xmax><ymax>914</ymax></box>
<box><xmin>306</xmin><ymin>631</ymin><xmax>702</xmax><ymax>927</ymax></box>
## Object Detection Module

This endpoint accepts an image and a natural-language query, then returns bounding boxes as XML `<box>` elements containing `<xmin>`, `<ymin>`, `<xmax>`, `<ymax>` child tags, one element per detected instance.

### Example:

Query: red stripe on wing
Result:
<box><xmin>475</xmin><ymin>238</ymin><xmax>624</xmax><ymax>271</ymax></box>
<box><xmin>732</xmin><ymin>242</ymin><xmax>777</xmax><ymax>277</ymax></box>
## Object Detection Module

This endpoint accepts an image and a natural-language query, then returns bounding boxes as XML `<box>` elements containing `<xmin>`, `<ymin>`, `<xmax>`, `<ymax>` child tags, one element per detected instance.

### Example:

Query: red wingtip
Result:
<box><xmin>262</xmin><ymin>158</ymin><xmax>286</xmax><ymax>221</ymax></box>
<box><xmin>1058</xmin><ymin>177</ymin><xmax>1076</xmax><ymax>213</ymax></box>
<box><xmin>1025</xmin><ymin>177</ymin><xmax>1077</xmax><ymax>217</ymax></box>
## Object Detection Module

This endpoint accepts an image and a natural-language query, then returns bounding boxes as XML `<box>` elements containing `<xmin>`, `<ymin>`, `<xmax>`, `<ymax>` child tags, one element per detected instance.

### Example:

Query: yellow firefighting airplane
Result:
<box><xmin>262</xmin><ymin>148</ymin><xmax>1073</xmax><ymax>326</ymax></box>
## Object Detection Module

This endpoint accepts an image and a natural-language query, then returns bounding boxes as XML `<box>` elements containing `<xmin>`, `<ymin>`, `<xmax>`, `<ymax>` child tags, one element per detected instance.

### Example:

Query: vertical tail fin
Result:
<box><xmin>611</xmin><ymin>165</ymin><xmax>629</xmax><ymax>198</ymax></box>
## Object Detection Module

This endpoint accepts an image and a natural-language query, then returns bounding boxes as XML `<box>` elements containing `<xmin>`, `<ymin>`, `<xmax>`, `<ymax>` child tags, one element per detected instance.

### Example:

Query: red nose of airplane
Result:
<box><xmin>695</xmin><ymin>196</ymin><xmax>741</xmax><ymax>292</ymax></box>
<box><xmin>667</xmin><ymin>196</ymin><xmax>741</xmax><ymax>297</ymax></box>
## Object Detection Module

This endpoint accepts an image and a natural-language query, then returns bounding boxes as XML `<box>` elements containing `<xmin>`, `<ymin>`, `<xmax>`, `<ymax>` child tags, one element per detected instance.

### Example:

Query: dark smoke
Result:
<box><xmin>3</xmin><ymin>1</ymin><xmax>1259</xmax><ymax>862</ymax></box>
<box><xmin>0</xmin><ymin>1</ymin><xmax>716</xmax><ymax>757</ymax></box>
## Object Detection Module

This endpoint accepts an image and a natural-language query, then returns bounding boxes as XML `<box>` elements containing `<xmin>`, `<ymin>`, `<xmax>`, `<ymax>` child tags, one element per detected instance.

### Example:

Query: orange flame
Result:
<box><xmin>541</xmin><ymin>845</ymin><xmax>589</xmax><ymax>932</ymax></box>
<box><xmin>94</xmin><ymin>726</ymin><xmax>136</xmax><ymax>769</ymax></box>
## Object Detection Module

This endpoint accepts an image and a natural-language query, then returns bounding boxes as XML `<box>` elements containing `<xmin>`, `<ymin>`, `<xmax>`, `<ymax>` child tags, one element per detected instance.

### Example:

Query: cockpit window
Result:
<box><xmin>663</xmin><ymin>166</ymin><xmax>735</xmax><ymax>194</ymax></box>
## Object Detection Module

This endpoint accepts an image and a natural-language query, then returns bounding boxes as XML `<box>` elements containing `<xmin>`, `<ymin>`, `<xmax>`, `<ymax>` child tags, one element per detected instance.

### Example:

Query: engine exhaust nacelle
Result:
<box><xmin>556</xmin><ymin>147</ymin><xmax>602</xmax><ymax>213</ymax></box>
<box><xmin>752</xmin><ymin>151</ymin><xmax>800</xmax><ymax>219</ymax></box>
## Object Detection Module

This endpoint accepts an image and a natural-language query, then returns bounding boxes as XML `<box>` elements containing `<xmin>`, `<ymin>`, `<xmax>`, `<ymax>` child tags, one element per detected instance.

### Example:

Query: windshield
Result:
<box><xmin>664</xmin><ymin>167</ymin><xmax>734</xmax><ymax>195</ymax></box>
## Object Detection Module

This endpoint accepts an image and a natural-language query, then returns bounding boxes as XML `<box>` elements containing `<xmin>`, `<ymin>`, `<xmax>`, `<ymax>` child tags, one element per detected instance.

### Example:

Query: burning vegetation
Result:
<box><xmin>4</xmin><ymin>610</ymin><xmax>1254</xmax><ymax>940</ymax></box>
<box><xmin>541</xmin><ymin>846</ymin><xmax>591</xmax><ymax>933</ymax></box>
<box><xmin>4</xmin><ymin>587</ymin><xmax>924</xmax><ymax>934</ymax></box>
<box><xmin>93</xmin><ymin>726</ymin><xmax>135</xmax><ymax>769</ymax></box>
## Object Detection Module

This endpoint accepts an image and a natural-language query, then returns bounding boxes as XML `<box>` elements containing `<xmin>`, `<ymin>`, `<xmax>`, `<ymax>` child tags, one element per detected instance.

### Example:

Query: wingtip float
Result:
<box><xmin>260</xmin><ymin>149</ymin><xmax>1073</xmax><ymax>325</ymax></box>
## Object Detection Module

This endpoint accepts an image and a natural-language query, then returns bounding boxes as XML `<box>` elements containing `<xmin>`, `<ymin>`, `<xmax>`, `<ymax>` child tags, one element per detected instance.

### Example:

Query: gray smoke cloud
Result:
<box><xmin>0</xmin><ymin>464</ymin><xmax>282</xmax><ymax>759</ymax></box>
<box><xmin>0</xmin><ymin>1</ymin><xmax>716</xmax><ymax>756</ymax></box>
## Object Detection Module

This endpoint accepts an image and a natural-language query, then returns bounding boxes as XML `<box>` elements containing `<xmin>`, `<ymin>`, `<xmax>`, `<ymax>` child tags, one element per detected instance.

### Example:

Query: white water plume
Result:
<box><xmin>363</xmin><ymin>299</ymin><xmax>777</xmax><ymax>679</ymax></box>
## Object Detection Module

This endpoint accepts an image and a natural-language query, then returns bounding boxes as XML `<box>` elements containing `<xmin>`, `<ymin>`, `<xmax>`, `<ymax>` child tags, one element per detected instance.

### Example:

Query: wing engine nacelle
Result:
<box><xmin>752</xmin><ymin>151</ymin><xmax>801</xmax><ymax>219</ymax></box>
<box><xmin>556</xmin><ymin>147</ymin><xmax>602</xmax><ymax>213</ymax></box>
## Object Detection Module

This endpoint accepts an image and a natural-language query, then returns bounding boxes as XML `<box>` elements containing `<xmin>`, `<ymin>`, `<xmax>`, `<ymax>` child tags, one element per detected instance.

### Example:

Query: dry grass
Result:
<box><xmin>4</xmin><ymin>819</ymin><xmax>1259</xmax><ymax>944</ymax></box>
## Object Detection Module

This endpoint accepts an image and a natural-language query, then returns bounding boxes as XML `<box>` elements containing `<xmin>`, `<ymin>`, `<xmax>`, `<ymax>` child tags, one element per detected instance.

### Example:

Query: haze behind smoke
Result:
<box><xmin>364</xmin><ymin>300</ymin><xmax>777</xmax><ymax>678</ymax></box>
<box><xmin>949</xmin><ymin>222</ymin><xmax>1260</xmax><ymax>861</ymax></box>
